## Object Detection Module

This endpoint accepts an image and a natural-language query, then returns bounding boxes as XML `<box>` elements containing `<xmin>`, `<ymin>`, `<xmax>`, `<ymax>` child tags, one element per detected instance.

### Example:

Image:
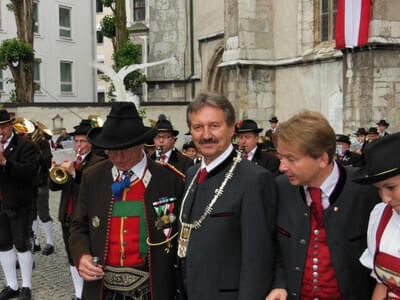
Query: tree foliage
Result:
<box><xmin>0</xmin><ymin>39</ymin><xmax>34</xmax><ymax>69</ymax></box>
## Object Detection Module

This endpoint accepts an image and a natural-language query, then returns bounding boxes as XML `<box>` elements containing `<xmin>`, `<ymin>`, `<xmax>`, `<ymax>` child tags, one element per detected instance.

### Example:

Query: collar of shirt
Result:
<box><xmin>112</xmin><ymin>151</ymin><xmax>147</xmax><ymax>182</ymax></box>
<box><xmin>162</xmin><ymin>148</ymin><xmax>172</xmax><ymax>163</ymax></box>
<box><xmin>78</xmin><ymin>151</ymin><xmax>90</xmax><ymax>162</ymax></box>
<box><xmin>2</xmin><ymin>132</ymin><xmax>14</xmax><ymax>150</ymax></box>
<box><xmin>304</xmin><ymin>161</ymin><xmax>340</xmax><ymax>209</ymax></box>
<box><xmin>201</xmin><ymin>144</ymin><xmax>234</xmax><ymax>173</ymax></box>
<box><xmin>246</xmin><ymin>145</ymin><xmax>257</xmax><ymax>161</ymax></box>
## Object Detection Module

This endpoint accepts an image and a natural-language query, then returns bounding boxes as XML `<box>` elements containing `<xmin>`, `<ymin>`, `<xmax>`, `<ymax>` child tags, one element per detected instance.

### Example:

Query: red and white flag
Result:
<box><xmin>335</xmin><ymin>0</ymin><xmax>371</xmax><ymax>49</ymax></box>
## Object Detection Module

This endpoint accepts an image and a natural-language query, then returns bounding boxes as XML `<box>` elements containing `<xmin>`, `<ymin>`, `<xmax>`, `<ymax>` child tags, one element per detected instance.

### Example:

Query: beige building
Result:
<box><xmin>132</xmin><ymin>0</ymin><xmax>400</xmax><ymax>134</ymax></box>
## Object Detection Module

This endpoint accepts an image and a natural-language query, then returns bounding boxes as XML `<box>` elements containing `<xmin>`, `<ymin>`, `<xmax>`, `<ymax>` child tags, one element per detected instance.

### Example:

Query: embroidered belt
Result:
<box><xmin>104</xmin><ymin>265</ymin><xmax>149</xmax><ymax>293</ymax></box>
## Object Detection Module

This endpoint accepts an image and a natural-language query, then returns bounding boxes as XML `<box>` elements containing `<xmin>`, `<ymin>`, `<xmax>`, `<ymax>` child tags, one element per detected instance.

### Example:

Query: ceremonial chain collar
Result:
<box><xmin>179</xmin><ymin>150</ymin><xmax>242</xmax><ymax>230</ymax></box>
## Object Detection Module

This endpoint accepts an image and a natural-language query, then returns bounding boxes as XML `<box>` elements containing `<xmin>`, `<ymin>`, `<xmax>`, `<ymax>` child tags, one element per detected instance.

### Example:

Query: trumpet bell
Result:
<box><xmin>88</xmin><ymin>115</ymin><xmax>104</xmax><ymax>128</ymax></box>
<box><xmin>13</xmin><ymin>118</ymin><xmax>35</xmax><ymax>134</ymax></box>
<box><xmin>50</xmin><ymin>166</ymin><xmax>68</xmax><ymax>184</ymax></box>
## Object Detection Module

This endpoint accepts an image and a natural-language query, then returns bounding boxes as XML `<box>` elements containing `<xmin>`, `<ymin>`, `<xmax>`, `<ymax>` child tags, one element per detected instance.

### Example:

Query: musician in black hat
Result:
<box><xmin>0</xmin><ymin>110</ymin><xmax>40</xmax><ymax>300</ymax></box>
<box><xmin>69</xmin><ymin>102</ymin><xmax>184</xmax><ymax>300</ymax></box>
<box><xmin>376</xmin><ymin>119</ymin><xmax>390</xmax><ymax>137</ymax></box>
<box><xmin>235</xmin><ymin>119</ymin><xmax>280</xmax><ymax>176</ymax></box>
<box><xmin>352</xmin><ymin>127</ymin><xmax>368</xmax><ymax>155</ymax></box>
<box><xmin>151</xmin><ymin>119</ymin><xmax>193</xmax><ymax>176</ymax></box>
<box><xmin>368</xmin><ymin>127</ymin><xmax>380</xmax><ymax>143</ymax></box>
<box><xmin>335</xmin><ymin>134</ymin><xmax>363</xmax><ymax>167</ymax></box>
<box><xmin>354</xmin><ymin>133</ymin><xmax>400</xmax><ymax>300</ymax></box>
<box><xmin>49</xmin><ymin>119</ymin><xmax>105</xmax><ymax>300</ymax></box>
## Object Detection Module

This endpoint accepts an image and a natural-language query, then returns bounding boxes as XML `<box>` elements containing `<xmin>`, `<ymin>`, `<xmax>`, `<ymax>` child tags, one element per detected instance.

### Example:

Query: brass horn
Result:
<box><xmin>88</xmin><ymin>114</ymin><xmax>104</xmax><ymax>128</ymax></box>
<box><xmin>13</xmin><ymin>117</ymin><xmax>35</xmax><ymax>135</ymax></box>
<box><xmin>31</xmin><ymin>121</ymin><xmax>52</xmax><ymax>143</ymax></box>
<box><xmin>49</xmin><ymin>166</ymin><xmax>68</xmax><ymax>185</ymax></box>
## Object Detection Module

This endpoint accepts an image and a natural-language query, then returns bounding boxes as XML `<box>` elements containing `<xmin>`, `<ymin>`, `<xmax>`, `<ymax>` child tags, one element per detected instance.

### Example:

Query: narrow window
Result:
<box><xmin>134</xmin><ymin>0</ymin><xmax>145</xmax><ymax>22</ymax></box>
<box><xmin>60</xmin><ymin>61</ymin><xmax>72</xmax><ymax>93</ymax></box>
<box><xmin>59</xmin><ymin>6</ymin><xmax>72</xmax><ymax>38</ymax></box>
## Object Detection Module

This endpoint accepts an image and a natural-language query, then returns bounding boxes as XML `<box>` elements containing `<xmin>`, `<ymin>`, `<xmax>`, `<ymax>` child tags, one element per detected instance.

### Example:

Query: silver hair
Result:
<box><xmin>186</xmin><ymin>91</ymin><xmax>235</xmax><ymax>128</ymax></box>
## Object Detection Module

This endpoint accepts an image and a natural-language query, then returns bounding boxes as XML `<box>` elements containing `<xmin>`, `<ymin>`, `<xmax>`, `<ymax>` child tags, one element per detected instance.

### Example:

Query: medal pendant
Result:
<box><xmin>155</xmin><ymin>218</ymin><xmax>164</xmax><ymax>230</ymax></box>
<box><xmin>178</xmin><ymin>223</ymin><xmax>192</xmax><ymax>258</ymax></box>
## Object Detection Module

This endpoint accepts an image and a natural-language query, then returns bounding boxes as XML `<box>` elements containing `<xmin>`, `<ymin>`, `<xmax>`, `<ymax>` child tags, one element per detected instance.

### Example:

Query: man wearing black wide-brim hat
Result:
<box><xmin>335</xmin><ymin>134</ymin><xmax>362</xmax><ymax>167</ymax></box>
<box><xmin>151</xmin><ymin>118</ymin><xmax>193</xmax><ymax>176</ymax></box>
<box><xmin>49</xmin><ymin>119</ymin><xmax>105</xmax><ymax>300</ymax></box>
<box><xmin>69</xmin><ymin>102</ymin><xmax>184</xmax><ymax>300</ymax></box>
<box><xmin>0</xmin><ymin>109</ymin><xmax>40</xmax><ymax>300</ymax></box>
<box><xmin>376</xmin><ymin>119</ymin><xmax>389</xmax><ymax>137</ymax></box>
<box><xmin>235</xmin><ymin>119</ymin><xmax>280</xmax><ymax>176</ymax></box>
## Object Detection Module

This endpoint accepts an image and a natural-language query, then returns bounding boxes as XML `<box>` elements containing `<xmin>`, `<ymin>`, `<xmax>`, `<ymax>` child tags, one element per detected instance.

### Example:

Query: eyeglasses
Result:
<box><xmin>154</xmin><ymin>135</ymin><xmax>172</xmax><ymax>140</ymax></box>
<box><xmin>74</xmin><ymin>139</ymin><xmax>89</xmax><ymax>144</ymax></box>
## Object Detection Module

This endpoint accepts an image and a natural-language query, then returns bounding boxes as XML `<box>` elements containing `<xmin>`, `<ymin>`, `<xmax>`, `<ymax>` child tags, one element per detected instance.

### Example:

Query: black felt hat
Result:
<box><xmin>376</xmin><ymin>119</ymin><xmax>389</xmax><ymax>127</ymax></box>
<box><xmin>70</xmin><ymin>119</ymin><xmax>93</xmax><ymax>136</ymax></box>
<box><xmin>235</xmin><ymin>119</ymin><xmax>263</xmax><ymax>134</ymax></box>
<box><xmin>143</xmin><ymin>127</ymin><xmax>157</xmax><ymax>147</ymax></box>
<box><xmin>354</xmin><ymin>128</ymin><xmax>367</xmax><ymax>136</ymax></box>
<box><xmin>368</xmin><ymin>127</ymin><xmax>379</xmax><ymax>135</ymax></box>
<box><xmin>88</xmin><ymin>102</ymin><xmax>156</xmax><ymax>150</ymax></box>
<box><xmin>269</xmin><ymin>116</ymin><xmax>278</xmax><ymax>123</ymax></box>
<box><xmin>0</xmin><ymin>110</ymin><xmax>15</xmax><ymax>125</ymax></box>
<box><xmin>155</xmin><ymin>119</ymin><xmax>179</xmax><ymax>136</ymax></box>
<box><xmin>336</xmin><ymin>134</ymin><xmax>351</xmax><ymax>144</ymax></box>
<box><xmin>354</xmin><ymin>132</ymin><xmax>400</xmax><ymax>184</ymax></box>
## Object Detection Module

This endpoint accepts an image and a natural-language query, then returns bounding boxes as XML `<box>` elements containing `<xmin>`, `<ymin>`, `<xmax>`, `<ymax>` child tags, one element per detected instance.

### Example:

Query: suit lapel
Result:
<box><xmin>180</xmin><ymin>165</ymin><xmax>200</xmax><ymax>223</ymax></box>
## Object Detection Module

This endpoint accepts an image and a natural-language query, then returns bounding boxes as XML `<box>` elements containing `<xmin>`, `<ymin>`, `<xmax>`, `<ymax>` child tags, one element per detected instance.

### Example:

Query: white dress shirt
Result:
<box><xmin>200</xmin><ymin>144</ymin><xmax>234</xmax><ymax>173</ymax></box>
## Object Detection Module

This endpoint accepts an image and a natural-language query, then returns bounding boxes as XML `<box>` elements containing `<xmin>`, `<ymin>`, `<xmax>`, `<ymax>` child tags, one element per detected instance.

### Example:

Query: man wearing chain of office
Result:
<box><xmin>177</xmin><ymin>91</ymin><xmax>278</xmax><ymax>300</ymax></box>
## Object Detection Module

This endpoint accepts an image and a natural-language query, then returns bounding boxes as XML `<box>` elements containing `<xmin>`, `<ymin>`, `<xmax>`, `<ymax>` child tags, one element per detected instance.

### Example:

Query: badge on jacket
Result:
<box><xmin>153</xmin><ymin>197</ymin><xmax>177</xmax><ymax>234</ymax></box>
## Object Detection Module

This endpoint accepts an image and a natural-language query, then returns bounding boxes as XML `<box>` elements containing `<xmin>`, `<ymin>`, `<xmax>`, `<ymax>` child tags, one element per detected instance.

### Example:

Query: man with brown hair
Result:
<box><xmin>266</xmin><ymin>111</ymin><xmax>379</xmax><ymax>300</ymax></box>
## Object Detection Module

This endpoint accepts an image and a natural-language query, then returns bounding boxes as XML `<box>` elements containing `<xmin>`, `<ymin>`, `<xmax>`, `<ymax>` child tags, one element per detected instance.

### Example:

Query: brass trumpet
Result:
<box><xmin>49</xmin><ymin>166</ymin><xmax>68</xmax><ymax>184</ymax></box>
<box><xmin>13</xmin><ymin>118</ymin><xmax>35</xmax><ymax>135</ymax></box>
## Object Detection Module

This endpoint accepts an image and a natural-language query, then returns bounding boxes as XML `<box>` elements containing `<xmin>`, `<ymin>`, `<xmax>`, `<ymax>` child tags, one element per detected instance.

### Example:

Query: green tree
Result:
<box><xmin>0</xmin><ymin>1</ymin><xmax>35</xmax><ymax>103</ymax></box>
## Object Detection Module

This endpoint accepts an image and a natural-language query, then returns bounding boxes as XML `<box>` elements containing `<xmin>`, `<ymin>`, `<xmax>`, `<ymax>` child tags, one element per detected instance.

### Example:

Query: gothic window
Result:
<box><xmin>315</xmin><ymin>0</ymin><xmax>337</xmax><ymax>43</ymax></box>
<box><xmin>134</xmin><ymin>0</ymin><xmax>145</xmax><ymax>22</ymax></box>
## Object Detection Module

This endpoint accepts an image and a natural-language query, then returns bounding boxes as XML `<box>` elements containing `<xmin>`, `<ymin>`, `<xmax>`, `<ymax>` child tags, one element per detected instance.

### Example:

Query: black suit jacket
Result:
<box><xmin>151</xmin><ymin>148</ymin><xmax>193</xmax><ymax>175</ymax></box>
<box><xmin>273</xmin><ymin>165</ymin><xmax>379</xmax><ymax>299</ymax></box>
<box><xmin>0</xmin><ymin>133</ymin><xmax>39</xmax><ymax>211</ymax></box>
<box><xmin>49</xmin><ymin>151</ymin><xmax>105</xmax><ymax>223</ymax></box>
<box><xmin>180</xmin><ymin>149</ymin><xmax>277</xmax><ymax>300</ymax></box>
<box><xmin>69</xmin><ymin>158</ymin><xmax>184</xmax><ymax>300</ymax></box>
<box><xmin>251</xmin><ymin>145</ymin><xmax>280</xmax><ymax>176</ymax></box>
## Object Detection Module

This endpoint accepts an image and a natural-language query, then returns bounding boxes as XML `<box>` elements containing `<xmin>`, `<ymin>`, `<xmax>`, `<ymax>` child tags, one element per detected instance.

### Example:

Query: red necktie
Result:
<box><xmin>309</xmin><ymin>187</ymin><xmax>323</xmax><ymax>226</ymax></box>
<box><xmin>160</xmin><ymin>154</ymin><xmax>167</xmax><ymax>162</ymax></box>
<box><xmin>75</xmin><ymin>155</ymin><xmax>82</xmax><ymax>168</ymax></box>
<box><xmin>244</xmin><ymin>154</ymin><xmax>248</xmax><ymax>159</ymax></box>
<box><xmin>197</xmin><ymin>168</ymin><xmax>208</xmax><ymax>184</ymax></box>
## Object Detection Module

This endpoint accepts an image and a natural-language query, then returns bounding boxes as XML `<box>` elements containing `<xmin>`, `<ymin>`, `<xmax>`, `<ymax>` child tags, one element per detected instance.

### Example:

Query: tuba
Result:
<box><xmin>31</xmin><ymin>121</ymin><xmax>52</xmax><ymax>143</ymax></box>
<box><xmin>13</xmin><ymin>117</ymin><xmax>35</xmax><ymax>135</ymax></box>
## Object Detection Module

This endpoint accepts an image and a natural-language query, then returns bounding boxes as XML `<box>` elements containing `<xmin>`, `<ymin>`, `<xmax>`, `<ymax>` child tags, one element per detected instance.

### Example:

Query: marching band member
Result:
<box><xmin>49</xmin><ymin>119</ymin><xmax>104</xmax><ymax>300</ymax></box>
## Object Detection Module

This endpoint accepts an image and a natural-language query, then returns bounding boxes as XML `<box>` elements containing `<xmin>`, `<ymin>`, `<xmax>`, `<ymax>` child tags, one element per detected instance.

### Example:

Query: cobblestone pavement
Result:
<box><xmin>0</xmin><ymin>191</ymin><xmax>75</xmax><ymax>300</ymax></box>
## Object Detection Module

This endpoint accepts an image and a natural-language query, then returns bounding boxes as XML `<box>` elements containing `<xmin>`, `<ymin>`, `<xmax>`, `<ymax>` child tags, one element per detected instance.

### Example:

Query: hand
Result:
<box><xmin>266</xmin><ymin>289</ymin><xmax>288</xmax><ymax>300</ymax></box>
<box><xmin>0</xmin><ymin>152</ymin><xmax>5</xmax><ymax>165</ymax></box>
<box><xmin>60</xmin><ymin>160</ymin><xmax>75</xmax><ymax>176</ymax></box>
<box><xmin>78</xmin><ymin>254</ymin><xmax>104</xmax><ymax>281</ymax></box>
<box><xmin>155</xmin><ymin>160</ymin><xmax>166</xmax><ymax>166</ymax></box>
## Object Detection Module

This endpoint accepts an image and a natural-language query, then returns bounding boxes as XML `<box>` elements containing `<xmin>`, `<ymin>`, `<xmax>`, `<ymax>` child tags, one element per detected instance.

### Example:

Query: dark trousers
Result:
<box><xmin>61</xmin><ymin>218</ymin><xmax>74</xmax><ymax>265</ymax></box>
<box><xmin>0</xmin><ymin>205</ymin><xmax>33</xmax><ymax>252</ymax></box>
<box><xmin>32</xmin><ymin>186</ymin><xmax>52</xmax><ymax>223</ymax></box>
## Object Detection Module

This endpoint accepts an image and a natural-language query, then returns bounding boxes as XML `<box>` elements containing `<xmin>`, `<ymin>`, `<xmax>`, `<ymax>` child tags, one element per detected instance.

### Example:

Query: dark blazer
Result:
<box><xmin>180</xmin><ymin>149</ymin><xmax>277</xmax><ymax>300</ymax></box>
<box><xmin>49</xmin><ymin>151</ymin><xmax>104</xmax><ymax>224</ymax></box>
<box><xmin>251</xmin><ymin>145</ymin><xmax>280</xmax><ymax>176</ymax></box>
<box><xmin>273</xmin><ymin>165</ymin><xmax>379</xmax><ymax>299</ymax></box>
<box><xmin>336</xmin><ymin>150</ymin><xmax>363</xmax><ymax>168</ymax></box>
<box><xmin>0</xmin><ymin>133</ymin><xmax>39</xmax><ymax>210</ymax></box>
<box><xmin>32</xmin><ymin>138</ymin><xmax>52</xmax><ymax>187</ymax></box>
<box><xmin>69</xmin><ymin>158</ymin><xmax>184</xmax><ymax>300</ymax></box>
<box><xmin>151</xmin><ymin>148</ymin><xmax>193</xmax><ymax>175</ymax></box>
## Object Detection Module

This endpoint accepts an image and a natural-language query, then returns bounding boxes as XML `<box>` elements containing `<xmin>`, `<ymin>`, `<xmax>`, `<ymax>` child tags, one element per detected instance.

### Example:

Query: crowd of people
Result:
<box><xmin>0</xmin><ymin>91</ymin><xmax>398</xmax><ymax>300</ymax></box>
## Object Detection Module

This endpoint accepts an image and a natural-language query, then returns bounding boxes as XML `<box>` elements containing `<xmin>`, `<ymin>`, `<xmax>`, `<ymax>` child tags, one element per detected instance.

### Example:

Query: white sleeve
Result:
<box><xmin>359</xmin><ymin>202</ymin><xmax>387</xmax><ymax>282</ymax></box>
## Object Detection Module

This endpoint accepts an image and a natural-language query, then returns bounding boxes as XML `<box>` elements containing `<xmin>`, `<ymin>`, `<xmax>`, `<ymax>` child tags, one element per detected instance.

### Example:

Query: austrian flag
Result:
<box><xmin>335</xmin><ymin>0</ymin><xmax>371</xmax><ymax>49</ymax></box>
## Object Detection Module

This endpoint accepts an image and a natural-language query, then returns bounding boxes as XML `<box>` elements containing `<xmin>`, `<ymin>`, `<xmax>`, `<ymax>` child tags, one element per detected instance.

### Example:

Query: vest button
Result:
<box><xmin>304</xmin><ymin>213</ymin><xmax>309</xmax><ymax>218</ymax></box>
<box><xmin>313</xmin><ymin>252</ymin><xmax>318</xmax><ymax>257</ymax></box>
<box><xmin>313</xmin><ymin>258</ymin><xmax>318</xmax><ymax>264</ymax></box>
<box><xmin>313</xmin><ymin>244</ymin><xmax>319</xmax><ymax>249</ymax></box>
<box><xmin>313</xmin><ymin>279</ymin><xmax>318</xmax><ymax>284</ymax></box>
<box><xmin>123</xmin><ymin>230</ymin><xmax>128</xmax><ymax>234</ymax></box>
<box><xmin>292</xmin><ymin>292</ymin><xmax>297</xmax><ymax>296</ymax></box>
<box><xmin>295</xmin><ymin>266</ymin><xmax>301</xmax><ymax>272</ymax></box>
<box><xmin>313</xmin><ymin>272</ymin><xmax>318</xmax><ymax>278</ymax></box>
<box><xmin>314</xmin><ymin>237</ymin><xmax>319</xmax><ymax>242</ymax></box>
<box><xmin>312</xmin><ymin>265</ymin><xmax>318</xmax><ymax>271</ymax></box>
<box><xmin>299</xmin><ymin>239</ymin><xmax>306</xmax><ymax>245</ymax></box>
<box><xmin>313</xmin><ymin>286</ymin><xmax>318</xmax><ymax>290</ymax></box>
<box><xmin>314</xmin><ymin>229</ymin><xmax>320</xmax><ymax>235</ymax></box>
